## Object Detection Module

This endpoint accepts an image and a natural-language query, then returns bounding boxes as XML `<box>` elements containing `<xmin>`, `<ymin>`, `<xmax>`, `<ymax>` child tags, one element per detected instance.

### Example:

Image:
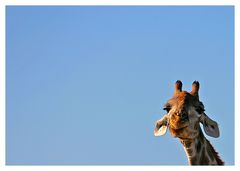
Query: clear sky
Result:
<box><xmin>6</xmin><ymin>6</ymin><xmax>234</xmax><ymax>165</ymax></box>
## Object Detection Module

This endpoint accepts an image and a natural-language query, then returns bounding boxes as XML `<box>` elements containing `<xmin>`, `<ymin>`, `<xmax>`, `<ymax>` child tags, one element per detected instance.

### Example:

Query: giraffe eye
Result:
<box><xmin>195</xmin><ymin>102</ymin><xmax>205</xmax><ymax>114</ymax></box>
<box><xmin>163</xmin><ymin>107</ymin><xmax>171</xmax><ymax>113</ymax></box>
<box><xmin>196</xmin><ymin>106</ymin><xmax>205</xmax><ymax>114</ymax></box>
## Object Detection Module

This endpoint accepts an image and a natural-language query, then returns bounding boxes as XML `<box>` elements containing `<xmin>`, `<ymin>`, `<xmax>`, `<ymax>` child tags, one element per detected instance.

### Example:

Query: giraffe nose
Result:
<box><xmin>177</xmin><ymin>111</ymin><xmax>188</xmax><ymax>121</ymax></box>
<box><xmin>179</xmin><ymin>112</ymin><xmax>188</xmax><ymax>120</ymax></box>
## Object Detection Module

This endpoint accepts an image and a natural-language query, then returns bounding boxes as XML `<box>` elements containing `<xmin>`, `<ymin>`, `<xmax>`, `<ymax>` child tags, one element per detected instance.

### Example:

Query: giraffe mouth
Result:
<box><xmin>169</xmin><ymin>121</ymin><xmax>189</xmax><ymax>131</ymax></box>
<box><xmin>172</xmin><ymin>125</ymin><xmax>188</xmax><ymax>131</ymax></box>
<box><xmin>169</xmin><ymin>124</ymin><xmax>189</xmax><ymax>138</ymax></box>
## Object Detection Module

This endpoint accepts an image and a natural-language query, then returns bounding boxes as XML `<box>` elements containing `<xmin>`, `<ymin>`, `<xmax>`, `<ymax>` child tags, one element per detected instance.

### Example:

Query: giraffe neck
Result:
<box><xmin>180</xmin><ymin>129</ymin><xmax>224</xmax><ymax>165</ymax></box>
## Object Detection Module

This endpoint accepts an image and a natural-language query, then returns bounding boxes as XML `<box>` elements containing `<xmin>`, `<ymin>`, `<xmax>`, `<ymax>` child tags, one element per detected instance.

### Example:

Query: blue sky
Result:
<box><xmin>6</xmin><ymin>6</ymin><xmax>234</xmax><ymax>165</ymax></box>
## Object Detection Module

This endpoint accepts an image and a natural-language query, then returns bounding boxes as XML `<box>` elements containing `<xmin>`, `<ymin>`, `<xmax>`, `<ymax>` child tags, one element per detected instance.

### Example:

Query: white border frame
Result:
<box><xmin>1</xmin><ymin>0</ymin><xmax>238</xmax><ymax>171</ymax></box>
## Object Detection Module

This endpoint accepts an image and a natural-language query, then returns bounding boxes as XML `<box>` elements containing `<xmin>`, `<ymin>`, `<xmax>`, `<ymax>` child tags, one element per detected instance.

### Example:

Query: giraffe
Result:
<box><xmin>154</xmin><ymin>80</ymin><xmax>224</xmax><ymax>165</ymax></box>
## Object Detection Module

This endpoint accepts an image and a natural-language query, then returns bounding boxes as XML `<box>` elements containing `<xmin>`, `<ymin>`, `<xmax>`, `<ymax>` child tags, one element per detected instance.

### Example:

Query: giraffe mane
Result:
<box><xmin>205</xmin><ymin>139</ymin><xmax>224</xmax><ymax>165</ymax></box>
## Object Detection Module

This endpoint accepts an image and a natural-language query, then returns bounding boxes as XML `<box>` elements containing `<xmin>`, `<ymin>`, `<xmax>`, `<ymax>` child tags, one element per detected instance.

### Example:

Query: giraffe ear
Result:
<box><xmin>154</xmin><ymin>115</ymin><xmax>169</xmax><ymax>136</ymax></box>
<box><xmin>200</xmin><ymin>114</ymin><xmax>220</xmax><ymax>138</ymax></box>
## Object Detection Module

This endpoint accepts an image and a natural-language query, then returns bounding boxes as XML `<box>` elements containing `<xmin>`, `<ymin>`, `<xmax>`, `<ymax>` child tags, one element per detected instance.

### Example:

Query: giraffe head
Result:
<box><xmin>154</xmin><ymin>80</ymin><xmax>220</xmax><ymax>140</ymax></box>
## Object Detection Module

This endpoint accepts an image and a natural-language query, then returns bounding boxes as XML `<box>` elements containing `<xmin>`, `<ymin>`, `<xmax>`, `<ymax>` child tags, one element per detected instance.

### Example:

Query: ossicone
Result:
<box><xmin>190</xmin><ymin>81</ymin><xmax>200</xmax><ymax>98</ymax></box>
<box><xmin>174</xmin><ymin>80</ymin><xmax>182</xmax><ymax>95</ymax></box>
